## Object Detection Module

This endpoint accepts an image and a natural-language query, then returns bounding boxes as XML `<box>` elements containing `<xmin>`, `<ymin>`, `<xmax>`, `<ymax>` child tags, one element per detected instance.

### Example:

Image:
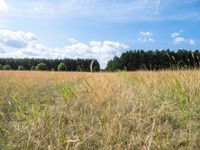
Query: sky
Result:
<box><xmin>0</xmin><ymin>0</ymin><xmax>200</xmax><ymax>68</ymax></box>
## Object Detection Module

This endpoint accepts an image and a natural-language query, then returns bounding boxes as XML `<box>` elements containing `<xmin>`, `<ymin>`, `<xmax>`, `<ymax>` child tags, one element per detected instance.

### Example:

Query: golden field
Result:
<box><xmin>0</xmin><ymin>70</ymin><xmax>200</xmax><ymax>149</ymax></box>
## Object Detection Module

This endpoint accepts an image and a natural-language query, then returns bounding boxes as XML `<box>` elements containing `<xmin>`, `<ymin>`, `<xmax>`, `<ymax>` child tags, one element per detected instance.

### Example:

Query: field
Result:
<box><xmin>0</xmin><ymin>70</ymin><xmax>200</xmax><ymax>149</ymax></box>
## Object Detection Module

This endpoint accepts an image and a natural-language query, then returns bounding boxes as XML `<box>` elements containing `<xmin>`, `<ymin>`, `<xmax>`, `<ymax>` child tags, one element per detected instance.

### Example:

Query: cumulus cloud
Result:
<box><xmin>53</xmin><ymin>40</ymin><xmax>128</xmax><ymax>68</ymax></box>
<box><xmin>171</xmin><ymin>31</ymin><xmax>195</xmax><ymax>45</ymax></box>
<box><xmin>90</xmin><ymin>41</ymin><xmax>101</xmax><ymax>47</ymax></box>
<box><xmin>174</xmin><ymin>37</ymin><xmax>195</xmax><ymax>45</ymax></box>
<box><xmin>0</xmin><ymin>29</ymin><xmax>37</xmax><ymax>48</ymax></box>
<box><xmin>0</xmin><ymin>29</ymin><xmax>128</xmax><ymax>68</ymax></box>
<box><xmin>0</xmin><ymin>0</ymin><xmax>8</xmax><ymax>12</ymax></box>
<box><xmin>174</xmin><ymin>37</ymin><xmax>185</xmax><ymax>44</ymax></box>
<box><xmin>138</xmin><ymin>31</ymin><xmax>155</xmax><ymax>42</ymax></box>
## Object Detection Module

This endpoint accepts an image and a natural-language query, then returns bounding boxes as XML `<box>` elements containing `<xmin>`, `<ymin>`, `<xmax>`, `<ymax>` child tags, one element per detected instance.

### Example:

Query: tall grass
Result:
<box><xmin>0</xmin><ymin>70</ymin><xmax>200</xmax><ymax>149</ymax></box>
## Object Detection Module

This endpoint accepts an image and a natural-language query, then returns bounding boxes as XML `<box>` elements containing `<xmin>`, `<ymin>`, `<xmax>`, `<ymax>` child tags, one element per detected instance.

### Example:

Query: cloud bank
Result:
<box><xmin>0</xmin><ymin>29</ymin><xmax>128</xmax><ymax>68</ymax></box>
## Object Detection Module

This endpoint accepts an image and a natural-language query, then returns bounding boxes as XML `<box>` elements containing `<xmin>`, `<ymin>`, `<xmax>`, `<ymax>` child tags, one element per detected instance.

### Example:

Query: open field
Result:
<box><xmin>0</xmin><ymin>71</ymin><xmax>200</xmax><ymax>149</ymax></box>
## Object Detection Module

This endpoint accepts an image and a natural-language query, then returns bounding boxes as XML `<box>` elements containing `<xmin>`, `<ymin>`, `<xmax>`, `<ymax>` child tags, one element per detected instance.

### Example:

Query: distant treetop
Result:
<box><xmin>0</xmin><ymin>58</ymin><xmax>100</xmax><ymax>72</ymax></box>
<box><xmin>106</xmin><ymin>49</ymin><xmax>200</xmax><ymax>71</ymax></box>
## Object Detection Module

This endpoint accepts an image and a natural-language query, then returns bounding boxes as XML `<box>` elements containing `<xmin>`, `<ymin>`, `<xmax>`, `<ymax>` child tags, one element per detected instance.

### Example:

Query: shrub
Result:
<box><xmin>139</xmin><ymin>64</ymin><xmax>147</xmax><ymax>70</ymax></box>
<box><xmin>36</xmin><ymin>63</ymin><xmax>47</xmax><ymax>71</ymax></box>
<box><xmin>31</xmin><ymin>66</ymin><xmax>36</xmax><ymax>71</ymax></box>
<box><xmin>58</xmin><ymin>63</ymin><xmax>66</xmax><ymax>71</ymax></box>
<box><xmin>18</xmin><ymin>65</ymin><xmax>25</xmax><ymax>70</ymax></box>
<box><xmin>0</xmin><ymin>64</ymin><xmax>3</xmax><ymax>70</ymax></box>
<box><xmin>3</xmin><ymin>64</ymin><xmax>11</xmax><ymax>70</ymax></box>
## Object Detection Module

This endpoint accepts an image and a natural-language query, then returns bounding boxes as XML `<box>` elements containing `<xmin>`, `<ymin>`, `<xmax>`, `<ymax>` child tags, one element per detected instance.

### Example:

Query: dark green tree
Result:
<box><xmin>106</xmin><ymin>49</ymin><xmax>200</xmax><ymax>71</ymax></box>
<box><xmin>0</xmin><ymin>64</ymin><xmax>3</xmax><ymax>70</ymax></box>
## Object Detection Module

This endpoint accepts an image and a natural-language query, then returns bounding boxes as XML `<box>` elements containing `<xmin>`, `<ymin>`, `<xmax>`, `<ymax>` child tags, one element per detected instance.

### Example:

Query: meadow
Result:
<box><xmin>0</xmin><ymin>70</ymin><xmax>200</xmax><ymax>149</ymax></box>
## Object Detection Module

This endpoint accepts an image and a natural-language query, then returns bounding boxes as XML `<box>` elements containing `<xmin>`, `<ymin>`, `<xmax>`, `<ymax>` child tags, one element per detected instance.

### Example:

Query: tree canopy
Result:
<box><xmin>0</xmin><ymin>58</ymin><xmax>100</xmax><ymax>72</ymax></box>
<box><xmin>106</xmin><ymin>49</ymin><xmax>200</xmax><ymax>71</ymax></box>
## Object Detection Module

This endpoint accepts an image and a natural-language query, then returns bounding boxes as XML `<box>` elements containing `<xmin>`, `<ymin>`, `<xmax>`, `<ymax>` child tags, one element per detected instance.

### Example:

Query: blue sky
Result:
<box><xmin>0</xmin><ymin>0</ymin><xmax>199</xmax><ymax>68</ymax></box>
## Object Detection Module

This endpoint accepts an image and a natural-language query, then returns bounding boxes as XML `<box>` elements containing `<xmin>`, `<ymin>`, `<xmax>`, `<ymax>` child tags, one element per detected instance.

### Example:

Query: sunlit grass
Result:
<box><xmin>0</xmin><ymin>70</ymin><xmax>200</xmax><ymax>149</ymax></box>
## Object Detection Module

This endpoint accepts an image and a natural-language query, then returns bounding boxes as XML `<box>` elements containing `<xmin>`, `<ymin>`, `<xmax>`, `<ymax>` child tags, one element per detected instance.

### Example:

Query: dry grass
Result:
<box><xmin>0</xmin><ymin>70</ymin><xmax>200</xmax><ymax>149</ymax></box>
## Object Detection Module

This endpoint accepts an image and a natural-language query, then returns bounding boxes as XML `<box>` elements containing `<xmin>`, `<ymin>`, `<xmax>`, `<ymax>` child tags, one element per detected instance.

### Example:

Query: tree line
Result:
<box><xmin>1</xmin><ymin>49</ymin><xmax>200</xmax><ymax>72</ymax></box>
<box><xmin>0</xmin><ymin>58</ymin><xmax>100</xmax><ymax>71</ymax></box>
<box><xmin>106</xmin><ymin>49</ymin><xmax>200</xmax><ymax>71</ymax></box>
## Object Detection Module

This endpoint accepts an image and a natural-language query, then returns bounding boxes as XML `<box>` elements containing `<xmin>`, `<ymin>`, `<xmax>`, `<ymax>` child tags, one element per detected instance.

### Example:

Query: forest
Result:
<box><xmin>106</xmin><ymin>49</ymin><xmax>200</xmax><ymax>71</ymax></box>
<box><xmin>0</xmin><ymin>58</ymin><xmax>100</xmax><ymax>71</ymax></box>
<box><xmin>1</xmin><ymin>49</ymin><xmax>200</xmax><ymax>72</ymax></box>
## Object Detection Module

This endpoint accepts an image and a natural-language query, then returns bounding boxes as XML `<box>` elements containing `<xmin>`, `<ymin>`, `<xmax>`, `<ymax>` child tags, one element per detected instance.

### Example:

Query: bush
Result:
<box><xmin>36</xmin><ymin>63</ymin><xmax>47</xmax><ymax>71</ymax></box>
<box><xmin>58</xmin><ymin>63</ymin><xmax>66</xmax><ymax>71</ymax></box>
<box><xmin>18</xmin><ymin>65</ymin><xmax>25</xmax><ymax>70</ymax></box>
<box><xmin>3</xmin><ymin>64</ymin><xmax>11</xmax><ymax>70</ymax></box>
<box><xmin>31</xmin><ymin>66</ymin><xmax>36</xmax><ymax>71</ymax></box>
<box><xmin>0</xmin><ymin>64</ymin><xmax>3</xmax><ymax>70</ymax></box>
<box><xmin>139</xmin><ymin>64</ymin><xmax>147</xmax><ymax>70</ymax></box>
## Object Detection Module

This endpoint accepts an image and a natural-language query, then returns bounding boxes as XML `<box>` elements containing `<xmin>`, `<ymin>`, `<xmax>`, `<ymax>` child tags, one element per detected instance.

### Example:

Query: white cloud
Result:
<box><xmin>0</xmin><ymin>29</ymin><xmax>128</xmax><ymax>68</ymax></box>
<box><xmin>174</xmin><ymin>37</ymin><xmax>195</xmax><ymax>45</ymax></box>
<box><xmin>60</xmin><ymin>40</ymin><xmax>128</xmax><ymax>68</ymax></box>
<box><xmin>68</xmin><ymin>38</ymin><xmax>78</xmax><ymax>43</ymax></box>
<box><xmin>0</xmin><ymin>29</ymin><xmax>37</xmax><ymax>48</ymax></box>
<box><xmin>174</xmin><ymin>37</ymin><xmax>185</xmax><ymax>44</ymax></box>
<box><xmin>138</xmin><ymin>31</ymin><xmax>155</xmax><ymax>42</ymax></box>
<box><xmin>171</xmin><ymin>32</ymin><xmax>180</xmax><ymax>38</ymax></box>
<box><xmin>189</xmin><ymin>39</ymin><xmax>195</xmax><ymax>45</ymax></box>
<box><xmin>171</xmin><ymin>31</ymin><xmax>195</xmax><ymax>45</ymax></box>
<box><xmin>90</xmin><ymin>41</ymin><xmax>101</xmax><ymax>47</ymax></box>
<box><xmin>0</xmin><ymin>0</ymin><xmax>8</xmax><ymax>12</ymax></box>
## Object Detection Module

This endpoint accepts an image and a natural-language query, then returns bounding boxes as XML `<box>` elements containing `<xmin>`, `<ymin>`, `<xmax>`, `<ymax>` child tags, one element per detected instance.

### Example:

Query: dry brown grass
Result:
<box><xmin>0</xmin><ymin>70</ymin><xmax>200</xmax><ymax>149</ymax></box>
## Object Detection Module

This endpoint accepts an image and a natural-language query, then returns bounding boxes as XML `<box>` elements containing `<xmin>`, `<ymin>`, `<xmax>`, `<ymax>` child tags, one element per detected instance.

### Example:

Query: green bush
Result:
<box><xmin>18</xmin><ymin>65</ymin><xmax>25</xmax><ymax>70</ymax></box>
<box><xmin>36</xmin><ymin>63</ymin><xmax>47</xmax><ymax>71</ymax></box>
<box><xmin>0</xmin><ymin>64</ymin><xmax>3</xmax><ymax>70</ymax></box>
<box><xmin>3</xmin><ymin>64</ymin><xmax>11</xmax><ymax>70</ymax></box>
<box><xmin>31</xmin><ymin>66</ymin><xmax>36</xmax><ymax>71</ymax></box>
<box><xmin>58</xmin><ymin>63</ymin><xmax>66</xmax><ymax>71</ymax></box>
<box><xmin>139</xmin><ymin>64</ymin><xmax>147</xmax><ymax>70</ymax></box>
